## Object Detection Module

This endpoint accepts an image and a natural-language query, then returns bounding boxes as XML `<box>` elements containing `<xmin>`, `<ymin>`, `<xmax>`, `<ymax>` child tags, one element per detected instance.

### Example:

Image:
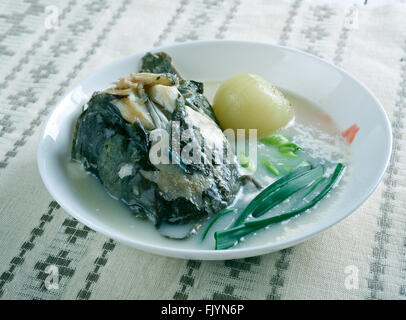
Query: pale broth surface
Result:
<box><xmin>66</xmin><ymin>81</ymin><xmax>350</xmax><ymax>250</ymax></box>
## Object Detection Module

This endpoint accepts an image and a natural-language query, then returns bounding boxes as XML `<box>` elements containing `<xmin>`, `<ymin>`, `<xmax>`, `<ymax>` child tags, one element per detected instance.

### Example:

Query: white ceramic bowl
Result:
<box><xmin>37</xmin><ymin>40</ymin><xmax>392</xmax><ymax>260</ymax></box>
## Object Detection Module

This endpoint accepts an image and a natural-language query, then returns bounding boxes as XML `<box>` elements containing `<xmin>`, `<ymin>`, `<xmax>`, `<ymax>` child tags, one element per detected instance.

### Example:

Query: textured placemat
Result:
<box><xmin>0</xmin><ymin>0</ymin><xmax>405</xmax><ymax>300</ymax></box>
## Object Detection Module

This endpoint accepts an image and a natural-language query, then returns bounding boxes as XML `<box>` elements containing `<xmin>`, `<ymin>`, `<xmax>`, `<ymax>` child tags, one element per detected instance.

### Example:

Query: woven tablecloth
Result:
<box><xmin>0</xmin><ymin>0</ymin><xmax>405</xmax><ymax>300</ymax></box>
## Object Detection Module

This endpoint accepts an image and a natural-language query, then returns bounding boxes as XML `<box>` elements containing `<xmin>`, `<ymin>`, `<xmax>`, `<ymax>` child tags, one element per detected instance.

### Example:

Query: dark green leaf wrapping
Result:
<box><xmin>178</xmin><ymin>80</ymin><xmax>219</xmax><ymax>124</ymax></box>
<box><xmin>72</xmin><ymin>54</ymin><xmax>242</xmax><ymax>226</ymax></box>
<box><xmin>71</xmin><ymin>93</ymin><xmax>146</xmax><ymax>177</ymax></box>
<box><xmin>141</xmin><ymin>51</ymin><xmax>218</xmax><ymax>123</ymax></box>
<box><xmin>140</xmin><ymin>52</ymin><xmax>180</xmax><ymax>76</ymax></box>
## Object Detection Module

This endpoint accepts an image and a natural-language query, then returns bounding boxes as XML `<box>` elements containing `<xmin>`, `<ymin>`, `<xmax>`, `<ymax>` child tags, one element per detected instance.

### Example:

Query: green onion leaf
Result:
<box><xmin>215</xmin><ymin>163</ymin><xmax>345</xmax><ymax>250</ymax></box>
<box><xmin>251</xmin><ymin>165</ymin><xmax>324</xmax><ymax>218</ymax></box>
<box><xmin>302</xmin><ymin>177</ymin><xmax>327</xmax><ymax>199</ymax></box>
<box><xmin>294</xmin><ymin>160</ymin><xmax>311</xmax><ymax>170</ymax></box>
<box><xmin>232</xmin><ymin>164</ymin><xmax>312</xmax><ymax>227</ymax></box>
<box><xmin>201</xmin><ymin>208</ymin><xmax>235</xmax><ymax>241</ymax></box>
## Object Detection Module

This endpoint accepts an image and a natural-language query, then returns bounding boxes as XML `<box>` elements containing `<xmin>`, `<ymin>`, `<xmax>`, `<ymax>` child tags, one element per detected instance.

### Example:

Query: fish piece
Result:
<box><xmin>147</xmin><ymin>84</ymin><xmax>179</xmax><ymax>114</ymax></box>
<box><xmin>112</xmin><ymin>91</ymin><xmax>155</xmax><ymax>129</ymax></box>
<box><xmin>140</xmin><ymin>51</ymin><xmax>183</xmax><ymax>79</ymax></box>
<box><xmin>129</xmin><ymin>72</ymin><xmax>178</xmax><ymax>87</ymax></box>
<box><xmin>72</xmin><ymin>52</ymin><xmax>242</xmax><ymax>226</ymax></box>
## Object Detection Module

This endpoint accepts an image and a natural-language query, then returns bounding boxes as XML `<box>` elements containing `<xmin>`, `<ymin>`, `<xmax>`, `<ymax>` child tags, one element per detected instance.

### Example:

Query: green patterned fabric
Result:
<box><xmin>0</xmin><ymin>0</ymin><xmax>405</xmax><ymax>300</ymax></box>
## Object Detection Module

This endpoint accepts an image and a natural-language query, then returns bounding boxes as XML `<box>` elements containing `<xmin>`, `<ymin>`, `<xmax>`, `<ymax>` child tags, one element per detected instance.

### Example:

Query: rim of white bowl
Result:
<box><xmin>38</xmin><ymin>40</ymin><xmax>392</xmax><ymax>260</ymax></box>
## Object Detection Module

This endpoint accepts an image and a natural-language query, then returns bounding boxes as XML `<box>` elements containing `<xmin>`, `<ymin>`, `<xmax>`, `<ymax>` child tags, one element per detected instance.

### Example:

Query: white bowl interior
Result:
<box><xmin>38</xmin><ymin>41</ymin><xmax>391</xmax><ymax>260</ymax></box>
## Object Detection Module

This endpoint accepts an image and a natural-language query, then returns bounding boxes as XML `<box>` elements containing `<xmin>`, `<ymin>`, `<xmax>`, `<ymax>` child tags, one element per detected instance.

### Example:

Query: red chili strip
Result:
<box><xmin>342</xmin><ymin>124</ymin><xmax>360</xmax><ymax>144</ymax></box>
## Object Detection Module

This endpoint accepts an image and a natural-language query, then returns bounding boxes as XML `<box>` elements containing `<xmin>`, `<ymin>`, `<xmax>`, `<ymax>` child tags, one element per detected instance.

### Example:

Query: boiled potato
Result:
<box><xmin>212</xmin><ymin>73</ymin><xmax>293</xmax><ymax>137</ymax></box>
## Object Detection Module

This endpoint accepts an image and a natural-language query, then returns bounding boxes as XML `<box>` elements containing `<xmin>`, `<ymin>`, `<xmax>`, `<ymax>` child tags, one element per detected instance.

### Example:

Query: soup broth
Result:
<box><xmin>67</xmin><ymin>81</ymin><xmax>350</xmax><ymax>250</ymax></box>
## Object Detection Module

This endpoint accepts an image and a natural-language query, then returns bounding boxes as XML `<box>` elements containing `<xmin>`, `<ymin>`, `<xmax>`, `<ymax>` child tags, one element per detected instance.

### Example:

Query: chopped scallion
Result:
<box><xmin>263</xmin><ymin>160</ymin><xmax>280</xmax><ymax>176</ymax></box>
